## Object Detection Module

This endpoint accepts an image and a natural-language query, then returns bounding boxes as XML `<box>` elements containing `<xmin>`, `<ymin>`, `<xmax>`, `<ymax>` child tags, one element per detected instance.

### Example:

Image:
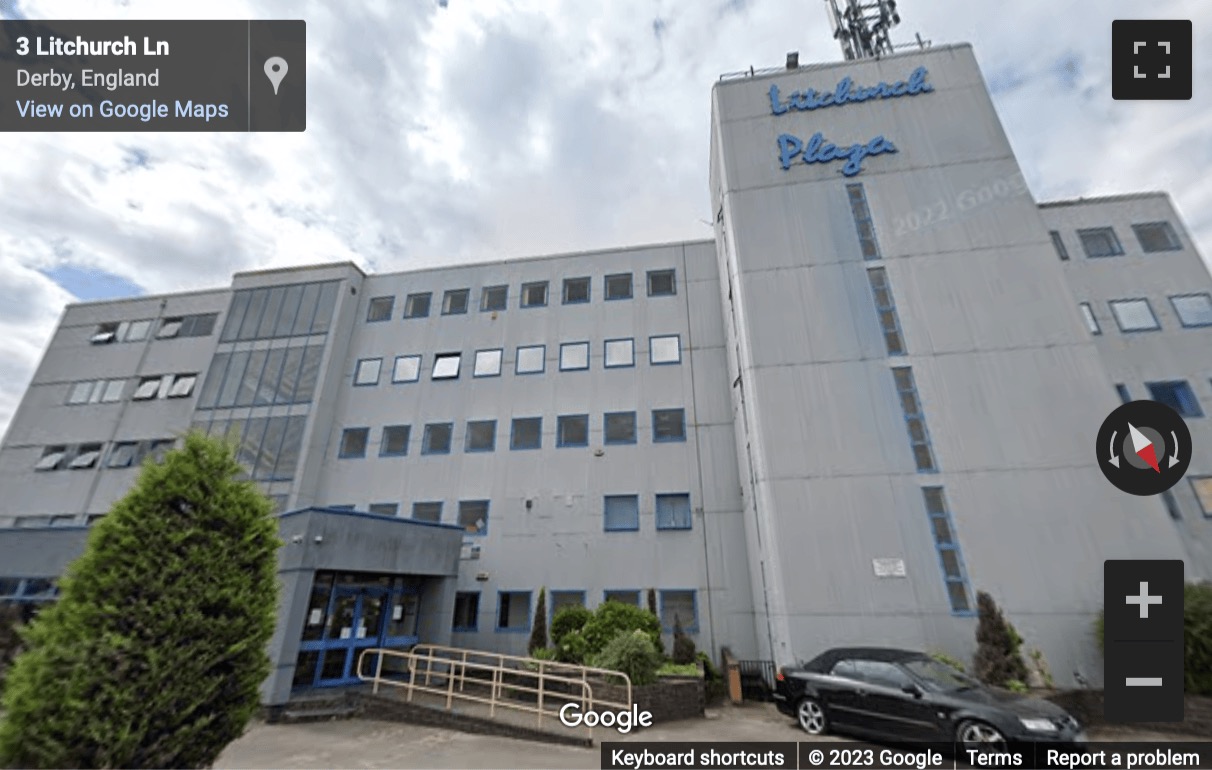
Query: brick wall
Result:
<box><xmin>1044</xmin><ymin>690</ymin><xmax>1212</xmax><ymax>737</ymax></box>
<box><xmin>598</xmin><ymin>677</ymin><xmax>706</xmax><ymax>724</ymax></box>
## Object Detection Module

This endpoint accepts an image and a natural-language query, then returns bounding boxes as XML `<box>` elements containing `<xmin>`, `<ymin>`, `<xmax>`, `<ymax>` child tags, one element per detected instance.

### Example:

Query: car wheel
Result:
<box><xmin>956</xmin><ymin>720</ymin><xmax>1007</xmax><ymax>752</ymax></box>
<box><xmin>797</xmin><ymin>697</ymin><xmax>828</xmax><ymax>735</ymax></box>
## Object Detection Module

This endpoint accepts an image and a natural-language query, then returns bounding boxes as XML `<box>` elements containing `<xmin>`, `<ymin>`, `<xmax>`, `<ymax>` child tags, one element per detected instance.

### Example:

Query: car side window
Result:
<box><xmin>830</xmin><ymin>659</ymin><xmax>859</xmax><ymax>680</ymax></box>
<box><xmin>855</xmin><ymin>660</ymin><xmax>912</xmax><ymax>689</ymax></box>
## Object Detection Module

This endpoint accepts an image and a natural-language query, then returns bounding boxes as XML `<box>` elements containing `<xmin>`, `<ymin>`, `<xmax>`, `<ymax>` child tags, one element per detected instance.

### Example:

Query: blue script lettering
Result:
<box><xmin>778</xmin><ymin>132</ymin><xmax>897</xmax><ymax>177</ymax></box>
<box><xmin>769</xmin><ymin>66</ymin><xmax>933</xmax><ymax>115</ymax></box>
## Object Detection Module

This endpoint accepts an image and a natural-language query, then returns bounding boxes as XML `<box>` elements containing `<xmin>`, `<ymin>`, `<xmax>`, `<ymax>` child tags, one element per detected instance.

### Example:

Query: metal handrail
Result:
<box><xmin>355</xmin><ymin>647</ymin><xmax>633</xmax><ymax>735</ymax></box>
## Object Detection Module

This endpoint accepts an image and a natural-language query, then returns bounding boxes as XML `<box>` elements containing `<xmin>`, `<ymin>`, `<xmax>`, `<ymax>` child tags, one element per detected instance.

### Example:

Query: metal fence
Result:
<box><xmin>737</xmin><ymin>659</ymin><xmax>776</xmax><ymax>702</ymax></box>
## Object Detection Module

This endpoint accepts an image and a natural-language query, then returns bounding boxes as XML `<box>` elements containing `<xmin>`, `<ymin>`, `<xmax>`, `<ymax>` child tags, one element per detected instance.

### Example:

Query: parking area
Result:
<box><xmin>215</xmin><ymin>703</ymin><xmax>1190</xmax><ymax>770</ymax></box>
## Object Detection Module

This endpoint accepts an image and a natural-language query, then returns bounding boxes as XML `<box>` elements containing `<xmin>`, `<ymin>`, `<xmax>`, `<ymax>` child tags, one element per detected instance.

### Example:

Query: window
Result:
<box><xmin>66</xmin><ymin>381</ymin><xmax>95</xmax><ymax>405</ymax></box>
<box><xmin>1110</xmin><ymin>299</ymin><xmax>1160</xmax><ymax>331</ymax></box>
<box><xmin>101</xmin><ymin>379</ymin><xmax>125</xmax><ymax>402</ymax></box>
<box><xmin>158</xmin><ymin>318</ymin><xmax>183</xmax><ymax>338</ymax></box>
<box><xmin>604</xmin><ymin>590</ymin><xmax>640</xmax><ymax>606</ymax></box>
<box><xmin>1133</xmin><ymin>222</ymin><xmax>1181</xmax><ymax>253</ymax></box>
<box><xmin>1049</xmin><ymin>231</ymin><xmax>1069</xmax><ymax>261</ymax></box>
<box><xmin>563</xmin><ymin>277</ymin><xmax>591</xmax><ymax>304</ymax></box>
<box><xmin>559</xmin><ymin>342</ymin><xmax>589</xmax><ymax>371</ymax></box>
<box><xmin>521</xmin><ymin>281</ymin><xmax>548</xmax><ymax>308</ymax></box>
<box><xmin>459</xmin><ymin>500</ymin><xmax>489</xmax><ymax>536</ymax></box>
<box><xmin>659</xmin><ymin>590</ymin><xmax>697</xmax><ymax>632</ymax></box>
<box><xmin>604</xmin><ymin>495</ymin><xmax>640</xmax><ymax>531</ymax></box>
<box><xmin>367</xmin><ymin>296</ymin><xmax>395</xmax><ymax>322</ymax></box>
<box><xmin>403</xmin><ymin>292</ymin><xmax>432</xmax><ymax>318</ymax></box>
<box><xmin>368</xmin><ymin>502</ymin><xmax>399</xmax><ymax>517</ymax></box>
<box><xmin>1146</xmin><ymin>380</ymin><xmax>1203</xmax><ymax>418</ymax></box>
<box><xmin>422</xmin><ymin>423</ymin><xmax>454</xmax><ymax>454</ymax></box>
<box><xmin>145</xmin><ymin>439</ymin><xmax>176</xmax><ymax>464</ymax></box>
<box><xmin>1078</xmin><ymin>227</ymin><xmax>1124</xmax><ymax>258</ymax></box>
<box><xmin>412</xmin><ymin>502</ymin><xmax>443</xmax><ymax>522</ymax></box>
<box><xmin>1171</xmin><ymin>294</ymin><xmax>1212</xmax><ymax>328</ymax></box>
<box><xmin>432</xmin><ymin>353</ymin><xmax>461</xmax><ymax>380</ymax></box>
<box><xmin>219</xmin><ymin>282</ymin><xmax>339</xmax><ymax>341</ymax></box>
<box><xmin>328</xmin><ymin>505</ymin><xmax>356</xmax><ymax>511</ymax></box>
<box><xmin>473</xmin><ymin>349</ymin><xmax>503</xmax><ymax>377</ymax></box>
<box><xmin>68</xmin><ymin>443</ymin><xmax>103</xmax><ymax>469</ymax></box>
<box><xmin>922</xmin><ymin>487</ymin><xmax>973</xmax><ymax>614</ymax></box>
<box><xmin>132</xmin><ymin>376</ymin><xmax>164</xmax><ymax>400</ymax></box>
<box><xmin>354</xmin><ymin>358</ymin><xmax>382</xmax><ymax>386</ymax></box>
<box><xmin>892</xmin><ymin>367</ymin><xmax>937</xmax><ymax>472</ymax></box>
<box><xmin>510</xmin><ymin>417</ymin><xmax>542</xmax><ymax>450</ymax></box>
<box><xmin>453</xmin><ymin>592</ymin><xmax>480</xmax><ymax>631</ymax></box>
<box><xmin>339</xmin><ymin>427</ymin><xmax>369</xmax><ymax>458</ymax></box>
<box><xmin>392</xmin><ymin>355</ymin><xmax>421</xmax><ymax>383</ymax></box>
<box><xmin>557</xmin><ymin>414</ymin><xmax>589</xmax><ymax>447</ymax></box>
<box><xmin>653</xmin><ymin>408</ymin><xmax>687</xmax><ymax>442</ymax></box>
<box><xmin>1079</xmin><ymin>302</ymin><xmax>1101</xmax><ymax>335</ymax></box>
<box><xmin>846</xmin><ymin>183</ymin><xmax>881</xmax><ymax>260</ymax></box>
<box><xmin>655</xmin><ymin>493</ymin><xmax>692</xmax><ymax>530</ymax></box>
<box><xmin>108</xmin><ymin>442</ymin><xmax>138</xmax><ymax>468</ymax></box>
<box><xmin>177</xmin><ymin>313</ymin><xmax>218</xmax><ymax>337</ymax></box>
<box><xmin>66</xmin><ymin>379</ymin><xmax>126</xmax><ymax>405</ymax></box>
<box><xmin>124</xmin><ymin>319</ymin><xmax>151</xmax><ymax>342</ymax></box>
<box><xmin>604</xmin><ymin>339</ymin><xmax>634</xmax><ymax>368</ymax></box>
<box><xmin>647</xmin><ymin>269</ymin><xmax>676</xmax><ymax>297</ymax></box>
<box><xmin>442</xmin><ymin>288</ymin><xmax>470</xmax><ymax>315</ymax></box>
<box><xmin>1190</xmin><ymin>477</ymin><xmax>1212</xmax><ymax>517</ymax></box>
<box><xmin>604</xmin><ymin>412</ymin><xmax>637</xmax><ymax>444</ymax></box>
<box><xmin>481</xmin><ymin>285</ymin><xmax>508</xmax><ymax>312</ymax></box>
<box><xmin>1115</xmin><ymin>384</ymin><xmax>1132</xmax><ymax>404</ymax></box>
<box><xmin>380</xmin><ymin>425</ymin><xmax>411</xmax><ymax>457</ymax></box>
<box><xmin>867</xmin><ymin>267</ymin><xmax>906</xmax><ymax>355</ymax></box>
<box><xmin>605</xmin><ymin>273</ymin><xmax>633</xmax><ymax>300</ymax></box>
<box><xmin>549</xmin><ymin>591</ymin><xmax>586</xmax><ymax>621</ymax></box>
<box><xmin>91</xmin><ymin>323</ymin><xmax>119</xmax><ymax>344</ymax></box>
<box><xmin>496</xmin><ymin>590</ymin><xmax>530</xmax><ymax>632</ymax></box>
<box><xmin>516</xmin><ymin>345</ymin><xmax>545</xmax><ymax>374</ymax></box>
<box><xmin>854</xmin><ymin>660</ymin><xmax>914</xmax><ymax>690</ymax></box>
<box><xmin>649</xmin><ymin>335</ymin><xmax>681</xmax><ymax>364</ymax></box>
<box><xmin>465</xmin><ymin>420</ymin><xmax>497</xmax><ymax>452</ymax></box>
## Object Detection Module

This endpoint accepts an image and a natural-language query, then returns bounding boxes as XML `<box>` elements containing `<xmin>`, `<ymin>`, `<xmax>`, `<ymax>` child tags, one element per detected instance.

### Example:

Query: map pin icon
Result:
<box><xmin>264</xmin><ymin>57</ymin><xmax>288</xmax><ymax>95</ymax></box>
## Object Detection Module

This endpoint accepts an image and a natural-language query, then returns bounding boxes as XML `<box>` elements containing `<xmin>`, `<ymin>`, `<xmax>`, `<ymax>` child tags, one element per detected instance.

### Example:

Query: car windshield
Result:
<box><xmin>901</xmin><ymin>658</ymin><xmax>979</xmax><ymax>692</ymax></box>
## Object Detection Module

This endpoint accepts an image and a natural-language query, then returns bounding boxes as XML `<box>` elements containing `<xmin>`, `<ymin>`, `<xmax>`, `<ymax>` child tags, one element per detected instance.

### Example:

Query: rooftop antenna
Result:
<box><xmin>826</xmin><ymin>0</ymin><xmax>928</xmax><ymax>61</ymax></box>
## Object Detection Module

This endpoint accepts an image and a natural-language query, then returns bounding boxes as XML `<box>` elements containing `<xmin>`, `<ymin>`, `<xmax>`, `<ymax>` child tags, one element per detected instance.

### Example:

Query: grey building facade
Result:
<box><xmin>1</xmin><ymin>42</ymin><xmax>1207</xmax><ymax>704</ymax></box>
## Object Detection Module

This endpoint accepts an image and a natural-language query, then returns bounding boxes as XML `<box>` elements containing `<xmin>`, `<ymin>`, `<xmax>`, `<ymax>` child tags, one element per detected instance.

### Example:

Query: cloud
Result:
<box><xmin>1</xmin><ymin>0</ymin><xmax>1211</xmax><ymax>441</ymax></box>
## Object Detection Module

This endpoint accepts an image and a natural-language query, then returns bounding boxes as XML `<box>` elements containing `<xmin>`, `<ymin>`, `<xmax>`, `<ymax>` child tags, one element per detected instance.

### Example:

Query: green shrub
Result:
<box><xmin>551</xmin><ymin>605</ymin><xmax>592</xmax><ymax>646</ymax></box>
<box><xmin>973</xmin><ymin>591</ymin><xmax>1028</xmax><ymax>687</ymax></box>
<box><xmin>530</xmin><ymin>647</ymin><xmax>558</xmax><ymax>661</ymax></box>
<box><xmin>1094</xmin><ymin>610</ymin><xmax>1105</xmax><ymax>655</ymax></box>
<box><xmin>671</xmin><ymin>615</ymin><xmax>696</xmax><ymax>665</ymax></box>
<box><xmin>657</xmin><ymin>662</ymin><xmax>699</xmax><ymax>676</ymax></box>
<box><xmin>528</xmin><ymin>588</ymin><xmax>548</xmax><ymax>654</ymax></box>
<box><xmin>556</xmin><ymin>629</ymin><xmax>589</xmax><ymax>664</ymax></box>
<box><xmin>1028</xmin><ymin>648</ymin><xmax>1055</xmax><ymax>689</ymax></box>
<box><xmin>930</xmin><ymin>651</ymin><xmax>966</xmax><ymax>673</ymax></box>
<box><xmin>582</xmin><ymin>601</ymin><xmax>662</xmax><ymax>658</ymax></box>
<box><xmin>0</xmin><ymin>604</ymin><xmax>24</xmax><ymax>687</ymax></box>
<box><xmin>591</xmin><ymin>630</ymin><xmax>662</xmax><ymax>686</ymax></box>
<box><xmin>696</xmin><ymin>651</ymin><xmax>727</xmax><ymax>702</ymax></box>
<box><xmin>0</xmin><ymin>432</ymin><xmax>281</xmax><ymax>769</ymax></box>
<box><xmin>1005</xmin><ymin>679</ymin><xmax>1028</xmax><ymax>693</ymax></box>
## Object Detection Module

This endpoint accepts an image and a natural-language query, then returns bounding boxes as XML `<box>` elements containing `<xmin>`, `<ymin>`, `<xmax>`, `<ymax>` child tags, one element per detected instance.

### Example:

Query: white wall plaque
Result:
<box><xmin>873</xmin><ymin>558</ymin><xmax>907</xmax><ymax>578</ymax></box>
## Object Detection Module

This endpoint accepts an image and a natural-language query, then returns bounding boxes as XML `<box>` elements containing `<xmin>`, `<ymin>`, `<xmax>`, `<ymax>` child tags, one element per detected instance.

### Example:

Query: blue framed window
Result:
<box><xmin>1115</xmin><ymin>384</ymin><xmax>1131</xmax><ymax>404</ymax></box>
<box><xmin>563</xmin><ymin>277</ymin><xmax>591</xmax><ymax>304</ymax></box>
<box><xmin>922</xmin><ymin>487</ymin><xmax>974</xmax><ymax>615</ymax></box>
<box><xmin>380</xmin><ymin>425</ymin><xmax>411</xmax><ymax>456</ymax></box>
<box><xmin>891</xmin><ymin>367</ymin><xmax>937</xmax><ymax>472</ymax></box>
<box><xmin>603</xmin><ymin>589</ymin><xmax>640</xmax><ymax>606</ymax></box>
<box><xmin>496</xmin><ymin>590</ymin><xmax>531</xmax><ymax>632</ymax></box>
<box><xmin>1133</xmin><ymin>221</ymin><xmax>1182</xmax><ymax>253</ymax></box>
<box><xmin>605</xmin><ymin>273</ymin><xmax>633</xmax><ymax>300</ymax></box>
<box><xmin>604</xmin><ymin>338</ymin><xmax>634</xmax><ymax>368</ymax></box>
<box><xmin>867</xmin><ymin>267</ymin><xmax>906</xmax><ymax>355</ymax></box>
<box><xmin>453</xmin><ymin>592</ymin><xmax>479</xmax><ymax>631</ymax></box>
<box><xmin>366</xmin><ymin>296</ymin><xmax>394</xmax><ymax>322</ymax></box>
<box><xmin>557</xmin><ymin>414</ymin><xmax>589</xmax><ymax>447</ymax></box>
<box><xmin>1110</xmin><ymin>298</ymin><xmax>1160</xmax><ymax>332</ymax></box>
<box><xmin>510</xmin><ymin>417</ymin><xmax>542</xmax><ymax>450</ymax></box>
<box><xmin>328</xmin><ymin>504</ymin><xmax>356</xmax><ymax>511</ymax></box>
<box><xmin>473</xmin><ymin>349</ymin><xmax>503</xmax><ymax>377</ymax></box>
<box><xmin>421</xmin><ymin>423</ymin><xmax>454</xmax><ymax>454</ymax></box>
<box><xmin>481</xmin><ymin>285</ymin><xmax>508</xmax><ymax>312</ymax></box>
<box><xmin>649</xmin><ymin>335</ymin><xmax>681</xmax><ymax>365</ymax></box>
<box><xmin>1170</xmin><ymin>294</ymin><xmax>1212</xmax><ymax>328</ymax></box>
<box><xmin>647</xmin><ymin>269</ymin><xmax>676</xmax><ymax>297</ymax></box>
<box><xmin>442</xmin><ymin>288</ymin><xmax>470</xmax><ymax>315</ymax></box>
<box><xmin>549</xmin><ymin>590</ymin><xmax>586</xmax><ymax>624</ymax></box>
<box><xmin>0</xmin><ymin>578</ymin><xmax>59</xmax><ymax>603</ymax></box>
<box><xmin>403</xmin><ymin>292</ymin><xmax>432</xmax><ymax>318</ymax></box>
<box><xmin>392</xmin><ymin>354</ymin><xmax>422</xmax><ymax>383</ymax></box>
<box><xmin>655</xmin><ymin>493</ymin><xmax>692</xmax><ymax>530</ymax></box>
<box><xmin>604</xmin><ymin>411</ymin><xmax>637</xmax><ymax>444</ymax></box>
<box><xmin>338</xmin><ymin>427</ymin><xmax>369</xmax><ymax>459</ymax></box>
<box><xmin>459</xmin><ymin>499</ymin><xmax>489</xmax><ymax>536</ymax></box>
<box><xmin>1049</xmin><ymin>231</ymin><xmax>1069</xmax><ymax>261</ymax></box>
<box><xmin>658</xmin><ymin>589</ymin><xmax>698</xmax><ymax>633</ymax></box>
<box><xmin>1146</xmin><ymin>380</ymin><xmax>1203</xmax><ymax>418</ymax></box>
<box><xmin>368</xmin><ymin>502</ymin><xmax>398</xmax><ymax>516</ymax></box>
<box><xmin>516</xmin><ymin>345</ymin><xmax>545</xmax><ymax>375</ymax></box>
<box><xmin>1078</xmin><ymin>227</ymin><xmax>1124</xmax><ymax>258</ymax></box>
<box><xmin>411</xmin><ymin>501</ymin><xmax>443</xmax><ymax>522</ymax></box>
<box><xmin>465</xmin><ymin>420</ymin><xmax>497</xmax><ymax>452</ymax></box>
<box><xmin>353</xmin><ymin>357</ymin><xmax>382</xmax><ymax>386</ymax></box>
<box><xmin>652</xmin><ymin>408</ymin><xmax>686</xmax><ymax>442</ymax></box>
<box><xmin>559</xmin><ymin>342</ymin><xmax>590</xmax><ymax>371</ymax></box>
<box><xmin>846</xmin><ymin>183</ymin><xmax>881</xmax><ymax>260</ymax></box>
<box><xmin>521</xmin><ymin>281</ymin><xmax>548</xmax><ymax>308</ymax></box>
<box><xmin>604</xmin><ymin>495</ymin><xmax>640</xmax><ymax>532</ymax></box>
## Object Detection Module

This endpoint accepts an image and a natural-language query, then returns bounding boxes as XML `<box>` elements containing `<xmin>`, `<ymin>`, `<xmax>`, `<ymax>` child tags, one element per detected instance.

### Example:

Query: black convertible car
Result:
<box><xmin>773</xmin><ymin>647</ymin><xmax>1085</xmax><ymax>747</ymax></box>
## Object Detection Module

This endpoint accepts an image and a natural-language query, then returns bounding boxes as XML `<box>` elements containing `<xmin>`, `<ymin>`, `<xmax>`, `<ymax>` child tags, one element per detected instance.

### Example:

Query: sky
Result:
<box><xmin>1</xmin><ymin>0</ymin><xmax>1210</xmax><ymax>440</ymax></box>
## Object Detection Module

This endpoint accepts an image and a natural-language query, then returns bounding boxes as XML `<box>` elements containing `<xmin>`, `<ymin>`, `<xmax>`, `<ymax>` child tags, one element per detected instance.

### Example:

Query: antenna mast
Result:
<box><xmin>826</xmin><ymin>0</ymin><xmax>906</xmax><ymax>60</ymax></box>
